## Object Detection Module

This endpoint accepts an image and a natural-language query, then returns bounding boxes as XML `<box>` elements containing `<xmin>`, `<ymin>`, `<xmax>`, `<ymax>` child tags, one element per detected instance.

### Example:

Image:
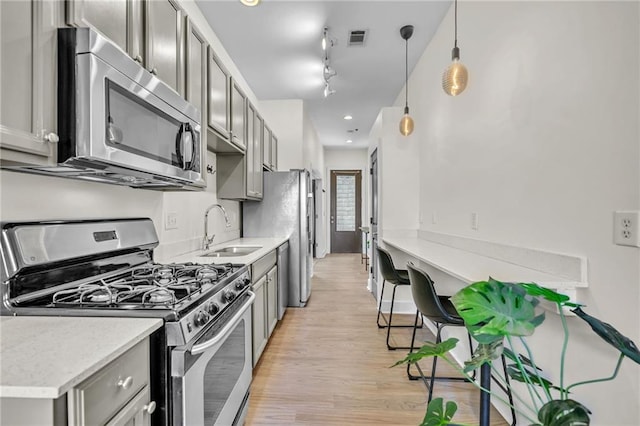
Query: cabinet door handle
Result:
<box><xmin>134</xmin><ymin>55</ymin><xmax>143</xmax><ymax>64</ymax></box>
<box><xmin>117</xmin><ymin>376</ymin><xmax>134</xmax><ymax>390</ymax></box>
<box><xmin>43</xmin><ymin>132</ymin><xmax>59</xmax><ymax>143</ymax></box>
<box><xmin>150</xmin><ymin>67</ymin><xmax>158</xmax><ymax>75</ymax></box>
<box><xmin>143</xmin><ymin>401</ymin><xmax>157</xmax><ymax>414</ymax></box>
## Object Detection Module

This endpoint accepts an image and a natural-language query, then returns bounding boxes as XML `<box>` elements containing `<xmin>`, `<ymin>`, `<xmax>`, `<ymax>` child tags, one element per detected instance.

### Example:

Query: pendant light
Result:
<box><xmin>399</xmin><ymin>25</ymin><xmax>414</xmax><ymax>137</ymax></box>
<box><xmin>442</xmin><ymin>0</ymin><xmax>468</xmax><ymax>96</ymax></box>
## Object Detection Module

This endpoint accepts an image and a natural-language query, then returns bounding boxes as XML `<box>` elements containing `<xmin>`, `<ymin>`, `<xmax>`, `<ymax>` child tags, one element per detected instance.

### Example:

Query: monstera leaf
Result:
<box><xmin>420</xmin><ymin>398</ymin><xmax>457</xmax><ymax>426</ymax></box>
<box><xmin>572</xmin><ymin>308</ymin><xmax>640</xmax><ymax>364</ymax></box>
<box><xmin>463</xmin><ymin>340</ymin><xmax>504</xmax><ymax>373</ymax></box>
<box><xmin>538</xmin><ymin>399</ymin><xmax>591</xmax><ymax>425</ymax></box>
<box><xmin>452</xmin><ymin>279</ymin><xmax>545</xmax><ymax>340</ymax></box>
<box><xmin>520</xmin><ymin>283</ymin><xmax>582</xmax><ymax>308</ymax></box>
<box><xmin>505</xmin><ymin>365</ymin><xmax>566</xmax><ymax>393</ymax></box>
<box><xmin>391</xmin><ymin>338</ymin><xmax>458</xmax><ymax>368</ymax></box>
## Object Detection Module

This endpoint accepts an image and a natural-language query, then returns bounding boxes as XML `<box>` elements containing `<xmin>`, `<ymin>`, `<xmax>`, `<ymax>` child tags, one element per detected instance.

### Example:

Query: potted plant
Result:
<box><xmin>393</xmin><ymin>278</ymin><xmax>640</xmax><ymax>426</ymax></box>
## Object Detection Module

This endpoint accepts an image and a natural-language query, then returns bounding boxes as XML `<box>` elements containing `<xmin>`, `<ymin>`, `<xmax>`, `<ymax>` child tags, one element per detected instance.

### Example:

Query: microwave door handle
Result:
<box><xmin>187</xmin><ymin>124</ymin><xmax>197</xmax><ymax>171</ymax></box>
<box><xmin>175</xmin><ymin>124</ymin><xmax>185</xmax><ymax>169</ymax></box>
<box><xmin>183</xmin><ymin>123</ymin><xmax>197</xmax><ymax>171</ymax></box>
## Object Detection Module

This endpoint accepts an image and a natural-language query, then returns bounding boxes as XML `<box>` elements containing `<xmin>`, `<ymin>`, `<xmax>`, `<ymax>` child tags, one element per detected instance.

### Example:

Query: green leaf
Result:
<box><xmin>420</xmin><ymin>398</ymin><xmax>457</xmax><ymax>426</ymax></box>
<box><xmin>502</xmin><ymin>348</ymin><xmax>542</xmax><ymax>371</ymax></box>
<box><xmin>520</xmin><ymin>283</ymin><xmax>582</xmax><ymax>308</ymax></box>
<box><xmin>391</xmin><ymin>338</ymin><xmax>459</xmax><ymax>368</ymax></box>
<box><xmin>452</xmin><ymin>279</ymin><xmax>545</xmax><ymax>339</ymax></box>
<box><xmin>506</xmin><ymin>365</ymin><xmax>566</xmax><ymax>393</ymax></box>
<box><xmin>572</xmin><ymin>308</ymin><xmax>640</xmax><ymax>364</ymax></box>
<box><xmin>538</xmin><ymin>399</ymin><xmax>590</xmax><ymax>426</ymax></box>
<box><xmin>463</xmin><ymin>340</ymin><xmax>504</xmax><ymax>373</ymax></box>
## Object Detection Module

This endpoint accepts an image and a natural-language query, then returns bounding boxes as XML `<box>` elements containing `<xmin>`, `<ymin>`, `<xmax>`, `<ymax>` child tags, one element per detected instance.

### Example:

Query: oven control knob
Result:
<box><xmin>235</xmin><ymin>280</ymin><xmax>248</xmax><ymax>290</ymax></box>
<box><xmin>223</xmin><ymin>290</ymin><xmax>236</xmax><ymax>302</ymax></box>
<box><xmin>207</xmin><ymin>302</ymin><xmax>220</xmax><ymax>315</ymax></box>
<box><xmin>193</xmin><ymin>311</ymin><xmax>209</xmax><ymax>327</ymax></box>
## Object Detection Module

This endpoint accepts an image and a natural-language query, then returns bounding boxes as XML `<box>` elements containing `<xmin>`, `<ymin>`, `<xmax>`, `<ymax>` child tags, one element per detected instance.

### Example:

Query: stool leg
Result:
<box><xmin>467</xmin><ymin>332</ymin><xmax>477</xmax><ymax>381</ymax></box>
<box><xmin>427</xmin><ymin>323</ymin><xmax>444</xmax><ymax>402</ymax></box>
<box><xmin>500</xmin><ymin>354</ymin><xmax>517</xmax><ymax>426</ymax></box>
<box><xmin>386</xmin><ymin>284</ymin><xmax>398</xmax><ymax>349</ymax></box>
<box><xmin>407</xmin><ymin>310</ymin><xmax>421</xmax><ymax>380</ymax></box>
<box><xmin>376</xmin><ymin>279</ymin><xmax>387</xmax><ymax>328</ymax></box>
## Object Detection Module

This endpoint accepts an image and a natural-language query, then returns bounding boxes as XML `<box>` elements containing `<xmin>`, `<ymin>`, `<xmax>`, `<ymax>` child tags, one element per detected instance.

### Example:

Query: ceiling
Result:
<box><xmin>196</xmin><ymin>0</ymin><xmax>451</xmax><ymax>149</ymax></box>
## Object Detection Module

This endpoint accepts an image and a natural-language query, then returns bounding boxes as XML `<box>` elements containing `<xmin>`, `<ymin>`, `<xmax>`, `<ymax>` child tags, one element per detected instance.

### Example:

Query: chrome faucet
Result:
<box><xmin>202</xmin><ymin>204</ymin><xmax>232</xmax><ymax>251</ymax></box>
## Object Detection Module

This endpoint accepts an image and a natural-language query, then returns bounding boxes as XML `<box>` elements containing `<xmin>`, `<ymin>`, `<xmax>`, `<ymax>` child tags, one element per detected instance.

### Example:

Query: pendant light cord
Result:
<box><xmin>405</xmin><ymin>37</ymin><xmax>409</xmax><ymax>108</ymax></box>
<box><xmin>454</xmin><ymin>0</ymin><xmax>458</xmax><ymax>49</ymax></box>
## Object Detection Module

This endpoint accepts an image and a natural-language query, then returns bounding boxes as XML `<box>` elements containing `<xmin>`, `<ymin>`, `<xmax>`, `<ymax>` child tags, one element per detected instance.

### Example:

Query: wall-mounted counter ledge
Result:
<box><xmin>382</xmin><ymin>235</ymin><xmax>588</xmax><ymax>293</ymax></box>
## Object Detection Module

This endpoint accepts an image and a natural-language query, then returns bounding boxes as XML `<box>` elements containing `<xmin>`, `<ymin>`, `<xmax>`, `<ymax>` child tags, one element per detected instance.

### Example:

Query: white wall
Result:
<box><xmin>259</xmin><ymin>99</ymin><xmax>304</xmax><ymax>171</ymax></box>
<box><xmin>394</xmin><ymin>1</ymin><xmax>639</xmax><ymax>424</ymax></box>
<box><xmin>0</xmin><ymin>151</ymin><xmax>241</xmax><ymax>261</ymax></box>
<box><xmin>324</xmin><ymin>148</ymin><xmax>369</xmax><ymax>253</ymax></box>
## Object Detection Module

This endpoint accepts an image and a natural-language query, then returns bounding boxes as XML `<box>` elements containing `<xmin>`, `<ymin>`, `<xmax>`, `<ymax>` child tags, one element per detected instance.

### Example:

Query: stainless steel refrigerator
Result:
<box><xmin>243</xmin><ymin>170</ymin><xmax>313</xmax><ymax>308</ymax></box>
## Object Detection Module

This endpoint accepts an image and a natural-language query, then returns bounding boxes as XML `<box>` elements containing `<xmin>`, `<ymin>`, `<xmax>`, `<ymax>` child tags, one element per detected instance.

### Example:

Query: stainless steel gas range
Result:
<box><xmin>0</xmin><ymin>218</ymin><xmax>254</xmax><ymax>426</ymax></box>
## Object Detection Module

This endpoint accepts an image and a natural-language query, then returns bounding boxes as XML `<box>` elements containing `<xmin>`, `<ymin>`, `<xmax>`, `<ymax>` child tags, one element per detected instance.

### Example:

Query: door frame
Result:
<box><xmin>329</xmin><ymin>169</ymin><xmax>362</xmax><ymax>253</ymax></box>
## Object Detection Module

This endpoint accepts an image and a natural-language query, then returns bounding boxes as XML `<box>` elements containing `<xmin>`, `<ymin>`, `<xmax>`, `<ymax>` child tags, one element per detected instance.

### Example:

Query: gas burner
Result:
<box><xmin>155</xmin><ymin>277</ymin><xmax>177</xmax><ymax>287</ymax></box>
<box><xmin>116</xmin><ymin>286</ymin><xmax>177</xmax><ymax>306</ymax></box>
<box><xmin>146</xmin><ymin>288</ymin><xmax>175</xmax><ymax>304</ymax></box>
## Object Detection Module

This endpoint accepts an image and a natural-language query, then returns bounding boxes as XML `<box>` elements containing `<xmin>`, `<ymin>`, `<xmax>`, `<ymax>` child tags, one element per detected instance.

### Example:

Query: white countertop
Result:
<box><xmin>0</xmin><ymin>316</ymin><xmax>162</xmax><ymax>399</ymax></box>
<box><xmin>383</xmin><ymin>236</ymin><xmax>587</xmax><ymax>290</ymax></box>
<box><xmin>161</xmin><ymin>237</ymin><xmax>289</xmax><ymax>265</ymax></box>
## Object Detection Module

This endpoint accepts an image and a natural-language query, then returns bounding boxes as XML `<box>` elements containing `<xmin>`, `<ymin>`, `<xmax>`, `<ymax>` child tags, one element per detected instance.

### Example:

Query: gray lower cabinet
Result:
<box><xmin>251</xmin><ymin>274</ymin><xmax>268</xmax><ymax>367</ymax></box>
<box><xmin>68</xmin><ymin>338</ymin><xmax>153</xmax><ymax>425</ymax></box>
<box><xmin>0</xmin><ymin>0</ymin><xmax>61</xmax><ymax>165</ymax></box>
<box><xmin>251</xmin><ymin>251</ymin><xmax>278</xmax><ymax>366</ymax></box>
<box><xmin>266</xmin><ymin>265</ymin><xmax>278</xmax><ymax>336</ymax></box>
<box><xmin>0</xmin><ymin>338</ymin><xmax>153</xmax><ymax>426</ymax></box>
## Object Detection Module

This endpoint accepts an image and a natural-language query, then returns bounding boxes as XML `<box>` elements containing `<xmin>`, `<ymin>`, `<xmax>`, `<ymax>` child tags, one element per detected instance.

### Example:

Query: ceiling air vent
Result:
<box><xmin>348</xmin><ymin>30</ymin><xmax>367</xmax><ymax>46</ymax></box>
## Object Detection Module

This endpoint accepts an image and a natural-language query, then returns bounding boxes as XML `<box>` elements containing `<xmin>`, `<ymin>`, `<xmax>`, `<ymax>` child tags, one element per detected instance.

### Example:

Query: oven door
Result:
<box><xmin>171</xmin><ymin>291</ymin><xmax>255</xmax><ymax>426</ymax></box>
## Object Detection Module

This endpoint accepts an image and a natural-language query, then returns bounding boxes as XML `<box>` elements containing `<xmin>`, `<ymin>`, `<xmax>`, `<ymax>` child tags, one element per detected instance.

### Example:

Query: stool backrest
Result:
<box><xmin>407</xmin><ymin>263</ymin><xmax>462</xmax><ymax>325</ymax></box>
<box><xmin>376</xmin><ymin>246</ymin><xmax>404</xmax><ymax>282</ymax></box>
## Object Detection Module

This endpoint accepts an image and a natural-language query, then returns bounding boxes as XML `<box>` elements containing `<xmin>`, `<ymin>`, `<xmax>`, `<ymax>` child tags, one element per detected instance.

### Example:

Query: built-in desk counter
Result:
<box><xmin>382</xmin><ymin>233</ymin><xmax>588</xmax><ymax>300</ymax></box>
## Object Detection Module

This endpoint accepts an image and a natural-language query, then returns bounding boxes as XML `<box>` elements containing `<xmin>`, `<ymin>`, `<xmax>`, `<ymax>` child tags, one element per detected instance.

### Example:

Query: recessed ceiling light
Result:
<box><xmin>346</xmin><ymin>139</ymin><xmax>353</xmax><ymax>144</ymax></box>
<box><xmin>240</xmin><ymin>0</ymin><xmax>260</xmax><ymax>6</ymax></box>
<box><xmin>344</xmin><ymin>115</ymin><xmax>353</xmax><ymax>120</ymax></box>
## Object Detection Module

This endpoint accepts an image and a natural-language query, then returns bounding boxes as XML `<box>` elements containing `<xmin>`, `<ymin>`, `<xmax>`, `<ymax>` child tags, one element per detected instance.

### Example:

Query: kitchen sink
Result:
<box><xmin>199</xmin><ymin>245</ymin><xmax>262</xmax><ymax>258</ymax></box>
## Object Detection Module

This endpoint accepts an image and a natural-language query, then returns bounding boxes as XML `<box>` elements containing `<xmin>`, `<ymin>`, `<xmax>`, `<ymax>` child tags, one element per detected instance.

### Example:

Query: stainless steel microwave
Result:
<box><xmin>4</xmin><ymin>27</ymin><xmax>205</xmax><ymax>189</ymax></box>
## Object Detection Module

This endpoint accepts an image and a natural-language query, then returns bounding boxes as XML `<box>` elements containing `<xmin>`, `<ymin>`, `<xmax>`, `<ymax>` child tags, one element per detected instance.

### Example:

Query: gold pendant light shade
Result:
<box><xmin>442</xmin><ymin>58</ymin><xmax>468</xmax><ymax>96</ymax></box>
<box><xmin>399</xmin><ymin>110</ymin><xmax>415</xmax><ymax>136</ymax></box>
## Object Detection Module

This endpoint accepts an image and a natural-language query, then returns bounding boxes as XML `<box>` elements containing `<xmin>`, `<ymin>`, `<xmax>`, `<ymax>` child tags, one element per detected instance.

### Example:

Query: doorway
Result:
<box><xmin>370</xmin><ymin>149</ymin><xmax>378</xmax><ymax>297</ymax></box>
<box><xmin>330</xmin><ymin>170</ymin><xmax>362</xmax><ymax>253</ymax></box>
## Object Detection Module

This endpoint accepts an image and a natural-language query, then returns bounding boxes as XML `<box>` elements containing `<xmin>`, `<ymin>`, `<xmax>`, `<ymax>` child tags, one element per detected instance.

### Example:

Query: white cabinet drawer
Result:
<box><xmin>68</xmin><ymin>338</ymin><xmax>150</xmax><ymax>425</ymax></box>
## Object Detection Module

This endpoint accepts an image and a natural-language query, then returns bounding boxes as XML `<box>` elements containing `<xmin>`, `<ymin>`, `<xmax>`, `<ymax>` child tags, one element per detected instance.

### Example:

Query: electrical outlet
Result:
<box><xmin>471</xmin><ymin>212</ymin><xmax>479</xmax><ymax>230</ymax></box>
<box><xmin>165</xmin><ymin>212</ymin><xmax>178</xmax><ymax>230</ymax></box>
<box><xmin>614</xmin><ymin>211</ymin><xmax>640</xmax><ymax>247</ymax></box>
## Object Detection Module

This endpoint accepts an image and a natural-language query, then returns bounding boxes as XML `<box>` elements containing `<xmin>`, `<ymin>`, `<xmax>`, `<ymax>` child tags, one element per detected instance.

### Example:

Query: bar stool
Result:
<box><xmin>406</xmin><ymin>263</ymin><xmax>516</xmax><ymax>426</ymax></box>
<box><xmin>376</xmin><ymin>246</ymin><xmax>422</xmax><ymax>350</ymax></box>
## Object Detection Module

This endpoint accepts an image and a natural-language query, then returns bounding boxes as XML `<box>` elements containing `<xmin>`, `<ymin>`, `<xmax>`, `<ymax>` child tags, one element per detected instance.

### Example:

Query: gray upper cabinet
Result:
<box><xmin>67</xmin><ymin>0</ymin><xmax>183</xmax><ymax>95</ymax></box>
<box><xmin>262</xmin><ymin>125</ymin><xmax>278</xmax><ymax>171</ymax></box>
<box><xmin>230</xmin><ymin>81</ymin><xmax>246</xmax><ymax>150</ymax></box>
<box><xmin>253</xmin><ymin>113</ymin><xmax>264</xmax><ymax>197</ymax></box>
<box><xmin>262</xmin><ymin>125</ymin><xmax>272</xmax><ymax>170</ymax></box>
<box><xmin>145</xmin><ymin>0</ymin><xmax>184</xmax><ymax>95</ymax></box>
<box><xmin>270</xmin><ymin>134</ymin><xmax>278</xmax><ymax>171</ymax></box>
<box><xmin>207</xmin><ymin>49</ymin><xmax>230</xmax><ymax>138</ymax></box>
<box><xmin>185</xmin><ymin>19</ymin><xmax>207</xmax><ymax>186</ymax></box>
<box><xmin>0</xmin><ymin>0</ymin><xmax>61</xmax><ymax>165</ymax></box>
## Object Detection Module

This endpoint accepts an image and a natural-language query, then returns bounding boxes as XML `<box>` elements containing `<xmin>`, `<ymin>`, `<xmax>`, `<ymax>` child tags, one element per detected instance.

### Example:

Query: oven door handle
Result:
<box><xmin>191</xmin><ymin>291</ymin><xmax>255</xmax><ymax>355</ymax></box>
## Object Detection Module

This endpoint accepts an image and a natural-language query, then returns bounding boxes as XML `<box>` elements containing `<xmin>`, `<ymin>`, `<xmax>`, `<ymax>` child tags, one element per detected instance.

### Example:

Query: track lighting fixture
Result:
<box><xmin>322</xmin><ymin>26</ymin><xmax>337</xmax><ymax>97</ymax></box>
<box><xmin>442</xmin><ymin>0</ymin><xmax>468</xmax><ymax>96</ymax></box>
<box><xmin>399</xmin><ymin>25</ymin><xmax>414</xmax><ymax>136</ymax></box>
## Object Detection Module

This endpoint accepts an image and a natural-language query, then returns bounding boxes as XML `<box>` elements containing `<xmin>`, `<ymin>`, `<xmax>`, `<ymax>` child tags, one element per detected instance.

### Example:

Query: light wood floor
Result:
<box><xmin>246</xmin><ymin>253</ymin><xmax>508</xmax><ymax>425</ymax></box>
